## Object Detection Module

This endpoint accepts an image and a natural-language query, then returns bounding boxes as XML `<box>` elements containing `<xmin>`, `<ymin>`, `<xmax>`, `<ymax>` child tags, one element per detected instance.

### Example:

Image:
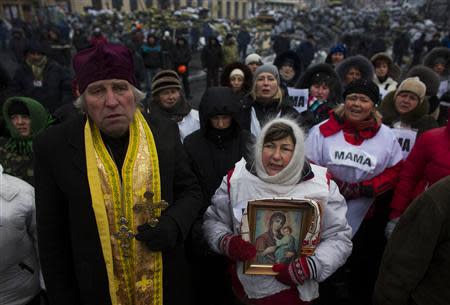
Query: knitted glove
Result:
<box><xmin>385</xmin><ymin>217</ymin><xmax>399</xmax><ymax>239</ymax></box>
<box><xmin>272</xmin><ymin>257</ymin><xmax>311</xmax><ymax>286</ymax></box>
<box><xmin>135</xmin><ymin>215</ymin><xmax>180</xmax><ymax>251</ymax></box>
<box><xmin>220</xmin><ymin>234</ymin><xmax>256</xmax><ymax>261</ymax></box>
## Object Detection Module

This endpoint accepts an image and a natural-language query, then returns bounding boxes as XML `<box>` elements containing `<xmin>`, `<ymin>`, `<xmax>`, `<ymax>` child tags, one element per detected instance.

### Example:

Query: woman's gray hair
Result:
<box><xmin>73</xmin><ymin>85</ymin><xmax>146</xmax><ymax>113</ymax></box>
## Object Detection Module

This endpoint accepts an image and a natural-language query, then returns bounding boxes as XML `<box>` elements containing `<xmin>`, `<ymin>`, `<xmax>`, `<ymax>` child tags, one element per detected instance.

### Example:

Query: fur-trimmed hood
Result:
<box><xmin>423</xmin><ymin>47</ymin><xmax>450</xmax><ymax>77</ymax></box>
<box><xmin>371</xmin><ymin>52</ymin><xmax>401</xmax><ymax>82</ymax></box>
<box><xmin>406</xmin><ymin>65</ymin><xmax>441</xmax><ymax>97</ymax></box>
<box><xmin>220</xmin><ymin>62</ymin><xmax>253</xmax><ymax>94</ymax></box>
<box><xmin>296</xmin><ymin>63</ymin><xmax>343</xmax><ymax>103</ymax></box>
<box><xmin>336</xmin><ymin>55</ymin><xmax>374</xmax><ymax>85</ymax></box>
<box><xmin>379</xmin><ymin>90</ymin><xmax>437</xmax><ymax>132</ymax></box>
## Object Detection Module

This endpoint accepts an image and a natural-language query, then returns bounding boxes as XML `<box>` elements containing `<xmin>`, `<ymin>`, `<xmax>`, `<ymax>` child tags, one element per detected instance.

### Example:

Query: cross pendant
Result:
<box><xmin>133</xmin><ymin>191</ymin><xmax>169</xmax><ymax>227</ymax></box>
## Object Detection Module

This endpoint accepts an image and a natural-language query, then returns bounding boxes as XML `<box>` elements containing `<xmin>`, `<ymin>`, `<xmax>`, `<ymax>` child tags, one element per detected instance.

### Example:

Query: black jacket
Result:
<box><xmin>34</xmin><ymin>114</ymin><xmax>203</xmax><ymax>305</ymax></box>
<box><xmin>10</xmin><ymin>59</ymin><xmax>72</xmax><ymax>113</ymax></box>
<box><xmin>201</xmin><ymin>38</ymin><xmax>223</xmax><ymax>69</ymax></box>
<box><xmin>184</xmin><ymin>87</ymin><xmax>254</xmax><ymax>203</ymax></box>
<box><xmin>171</xmin><ymin>38</ymin><xmax>192</xmax><ymax>67</ymax></box>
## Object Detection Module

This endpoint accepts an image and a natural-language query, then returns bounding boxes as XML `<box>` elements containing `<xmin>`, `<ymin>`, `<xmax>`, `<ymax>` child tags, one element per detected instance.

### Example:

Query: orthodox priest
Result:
<box><xmin>34</xmin><ymin>43</ymin><xmax>203</xmax><ymax>305</ymax></box>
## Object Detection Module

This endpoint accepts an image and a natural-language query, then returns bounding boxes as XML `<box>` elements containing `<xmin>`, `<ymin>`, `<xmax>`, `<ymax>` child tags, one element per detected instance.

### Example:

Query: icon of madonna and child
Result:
<box><xmin>254</xmin><ymin>210</ymin><xmax>303</xmax><ymax>265</ymax></box>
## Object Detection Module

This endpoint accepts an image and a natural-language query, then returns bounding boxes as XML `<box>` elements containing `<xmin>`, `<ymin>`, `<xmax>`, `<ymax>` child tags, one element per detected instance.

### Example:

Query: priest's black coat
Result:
<box><xmin>34</xmin><ymin>114</ymin><xmax>203</xmax><ymax>305</ymax></box>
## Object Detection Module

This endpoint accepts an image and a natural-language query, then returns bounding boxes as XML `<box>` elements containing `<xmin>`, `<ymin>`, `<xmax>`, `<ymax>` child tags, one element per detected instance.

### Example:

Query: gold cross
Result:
<box><xmin>133</xmin><ymin>191</ymin><xmax>169</xmax><ymax>227</ymax></box>
<box><xmin>114</xmin><ymin>216</ymin><xmax>134</xmax><ymax>258</ymax></box>
<box><xmin>136</xmin><ymin>275</ymin><xmax>153</xmax><ymax>292</ymax></box>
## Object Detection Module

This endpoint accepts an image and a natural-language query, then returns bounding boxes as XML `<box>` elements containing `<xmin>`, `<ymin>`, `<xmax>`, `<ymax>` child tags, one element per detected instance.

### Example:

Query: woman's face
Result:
<box><xmin>262</xmin><ymin>136</ymin><xmax>295</xmax><ymax>176</ymax></box>
<box><xmin>230</xmin><ymin>75</ymin><xmax>244</xmax><ymax>92</ymax></box>
<box><xmin>433</xmin><ymin>63</ymin><xmax>445</xmax><ymax>75</ymax></box>
<box><xmin>395</xmin><ymin>92</ymin><xmax>420</xmax><ymax>114</ymax></box>
<box><xmin>310</xmin><ymin>83</ymin><xmax>330</xmax><ymax>101</ymax></box>
<box><xmin>279</xmin><ymin>65</ymin><xmax>295</xmax><ymax>81</ymax></box>
<box><xmin>272</xmin><ymin>217</ymin><xmax>284</xmax><ymax>231</ymax></box>
<box><xmin>10</xmin><ymin>114</ymin><xmax>31</xmax><ymax>137</ymax></box>
<box><xmin>375</xmin><ymin>61</ymin><xmax>389</xmax><ymax>78</ymax></box>
<box><xmin>345</xmin><ymin>67</ymin><xmax>362</xmax><ymax>84</ymax></box>
<box><xmin>255</xmin><ymin>72</ymin><xmax>278</xmax><ymax>100</ymax></box>
<box><xmin>158</xmin><ymin>88</ymin><xmax>181</xmax><ymax>109</ymax></box>
<box><xmin>331</xmin><ymin>52</ymin><xmax>344</xmax><ymax>64</ymax></box>
<box><xmin>344</xmin><ymin>93</ymin><xmax>374</xmax><ymax>122</ymax></box>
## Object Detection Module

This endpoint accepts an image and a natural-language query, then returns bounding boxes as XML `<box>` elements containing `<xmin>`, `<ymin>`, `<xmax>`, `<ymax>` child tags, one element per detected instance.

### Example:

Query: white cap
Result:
<box><xmin>245</xmin><ymin>53</ymin><xmax>263</xmax><ymax>65</ymax></box>
<box><xmin>230</xmin><ymin>68</ymin><xmax>245</xmax><ymax>78</ymax></box>
<box><xmin>164</xmin><ymin>31</ymin><xmax>170</xmax><ymax>37</ymax></box>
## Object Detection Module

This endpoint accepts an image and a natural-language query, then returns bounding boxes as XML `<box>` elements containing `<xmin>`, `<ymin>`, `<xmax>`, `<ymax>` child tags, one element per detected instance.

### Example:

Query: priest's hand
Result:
<box><xmin>219</xmin><ymin>234</ymin><xmax>256</xmax><ymax>261</ymax></box>
<box><xmin>135</xmin><ymin>216</ymin><xmax>180</xmax><ymax>251</ymax></box>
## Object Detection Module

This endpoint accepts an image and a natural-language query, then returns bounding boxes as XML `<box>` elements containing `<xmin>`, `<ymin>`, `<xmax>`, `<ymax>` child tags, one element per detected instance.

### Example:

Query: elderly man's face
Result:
<box><xmin>84</xmin><ymin>79</ymin><xmax>136</xmax><ymax>137</ymax></box>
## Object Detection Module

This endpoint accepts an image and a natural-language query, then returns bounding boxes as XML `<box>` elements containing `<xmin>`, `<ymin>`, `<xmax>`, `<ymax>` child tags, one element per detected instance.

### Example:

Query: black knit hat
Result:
<box><xmin>151</xmin><ymin>70</ymin><xmax>182</xmax><ymax>96</ymax></box>
<box><xmin>343</xmin><ymin>79</ymin><xmax>380</xmax><ymax>105</ymax></box>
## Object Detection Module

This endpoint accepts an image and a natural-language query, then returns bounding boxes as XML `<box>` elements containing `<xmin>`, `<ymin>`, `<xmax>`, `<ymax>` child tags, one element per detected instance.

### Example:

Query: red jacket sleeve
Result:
<box><xmin>388</xmin><ymin>135</ymin><xmax>430</xmax><ymax>219</ymax></box>
<box><xmin>361</xmin><ymin>161</ymin><xmax>403</xmax><ymax>197</ymax></box>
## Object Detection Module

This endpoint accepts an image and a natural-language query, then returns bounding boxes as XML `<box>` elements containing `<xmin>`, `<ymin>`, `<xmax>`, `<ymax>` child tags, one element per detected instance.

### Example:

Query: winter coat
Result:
<box><xmin>0</xmin><ymin>165</ymin><xmax>41</xmax><ymax>305</ymax></box>
<box><xmin>10</xmin><ymin>58</ymin><xmax>73</xmax><ymax>114</ymax></box>
<box><xmin>389</xmin><ymin>119</ymin><xmax>450</xmax><ymax>219</ymax></box>
<box><xmin>203</xmin><ymin>158</ymin><xmax>352</xmax><ymax>302</ymax></box>
<box><xmin>171</xmin><ymin>38</ymin><xmax>192</xmax><ymax>67</ymax></box>
<box><xmin>184</xmin><ymin>87</ymin><xmax>254</xmax><ymax>203</ymax></box>
<box><xmin>220</xmin><ymin>62</ymin><xmax>253</xmax><ymax>95</ymax></box>
<box><xmin>274</xmin><ymin>50</ymin><xmax>302</xmax><ymax>88</ymax></box>
<box><xmin>379</xmin><ymin>91</ymin><xmax>438</xmax><ymax>136</ymax></box>
<box><xmin>296</xmin><ymin>63</ymin><xmax>342</xmax><ymax>130</ymax></box>
<box><xmin>44</xmin><ymin>29</ymin><xmax>71</xmax><ymax>67</ymax></box>
<box><xmin>72</xmin><ymin>31</ymin><xmax>91</xmax><ymax>52</ymax></box>
<box><xmin>336</xmin><ymin>55</ymin><xmax>374</xmax><ymax>86</ymax></box>
<box><xmin>34</xmin><ymin>113</ymin><xmax>203</xmax><ymax>305</ymax></box>
<box><xmin>236</xmin><ymin>96</ymin><xmax>301</xmax><ymax>138</ymax></box>
<box><xmin>201</xmin><ymin>38</ymin><xmax>223</xmax><ymax>69</ymax></box>
<box><xmin>374</xmin><ymin>76</ymin><xmax>398</xmax><ymax>99</ymax></box>
<box><xmin>295</xmin><ymin>40</ymin><xmax>316</xmax><ymax>70</ymax></box>
<box><xmin>374</xmin><ymin>176</ymin><xmax>450</xmax><ymax>305</ymax></box>
<box><xmin>237</xmin><ymin>30</ymin><xmax>251</xmax><ymax>47</ymax></box>
<box><xmin>141</xmin><ymin>38</ymin><xmax>162</xmax><ymax>69</ymax></box>
<box><xmin>222</xmin><ymin>41</ymin><xmax>239</xmax><ymax>66</ymax></box>
<box><xmin>272</xmin><ymin>35</ymin><xmax>290</xmax><ymax>56</ymax></box>
<box><xmin>306</xmin><ymin>112</ymin><xmax>403</xmax><ymax>234</ymax></box>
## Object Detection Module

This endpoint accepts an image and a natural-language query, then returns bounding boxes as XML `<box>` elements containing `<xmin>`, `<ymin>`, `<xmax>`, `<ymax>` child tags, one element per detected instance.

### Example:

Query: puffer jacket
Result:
<box><xmin>389</xmin><ymin>117</ymin><xmax>450</xmax><ymax>219</ymax></box>
<box><xmin>0</xmin><ymin>165</ymin><xmax>41</xmax><ymax>305</ymax></box>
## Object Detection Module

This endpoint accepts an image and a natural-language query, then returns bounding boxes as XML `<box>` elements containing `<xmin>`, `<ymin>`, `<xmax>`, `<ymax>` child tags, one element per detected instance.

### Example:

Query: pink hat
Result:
<box><xmin>73</xmin><ymin>43</ymin><xmax>136</xmax><ymax>93</ymax></box>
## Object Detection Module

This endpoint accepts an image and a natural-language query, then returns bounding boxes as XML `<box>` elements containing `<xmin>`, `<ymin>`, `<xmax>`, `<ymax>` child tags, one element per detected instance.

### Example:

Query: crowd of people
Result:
<box><xmin>1</xmin><ymin>4</ymin><xmax>450</xmax><ymax>305</ymax></box>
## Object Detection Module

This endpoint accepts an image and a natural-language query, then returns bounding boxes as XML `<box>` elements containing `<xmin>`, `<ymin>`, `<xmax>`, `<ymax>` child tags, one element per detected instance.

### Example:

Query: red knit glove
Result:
<box><xmin>272</xmin><ymin>257</ymin><xmax>311</xmax><ymax>286</ymax></box>
<box><xmin>220</xmin><ymin>234</ymin><xmax>256</xmax><ymax>261</ymax></box>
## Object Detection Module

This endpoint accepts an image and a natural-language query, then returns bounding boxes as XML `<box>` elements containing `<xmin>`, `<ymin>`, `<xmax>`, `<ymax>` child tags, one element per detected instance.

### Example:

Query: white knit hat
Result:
<box><xmin>245</xmin><ymin>53</ymin><xmax>263</xmax><ymax>65</ymax></box>
<box><xmin>230</xmin><ymin>68</ymin><xmax>244</xmax><ymax>78</ymax></box>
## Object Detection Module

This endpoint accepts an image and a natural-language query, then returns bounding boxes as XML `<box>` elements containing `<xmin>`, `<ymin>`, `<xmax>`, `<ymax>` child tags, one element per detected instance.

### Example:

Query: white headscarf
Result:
<box><xmin>254</xmin><ymin>117</ymin><xmax>305</xmax><ymax>185</ymax></box>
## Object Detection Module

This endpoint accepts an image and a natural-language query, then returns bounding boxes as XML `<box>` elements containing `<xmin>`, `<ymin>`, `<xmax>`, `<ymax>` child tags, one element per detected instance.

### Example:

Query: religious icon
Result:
<box><xmin>243</xmin><ymin>199</ymin><xmax>314</xmax><ymax>275</ymax></box>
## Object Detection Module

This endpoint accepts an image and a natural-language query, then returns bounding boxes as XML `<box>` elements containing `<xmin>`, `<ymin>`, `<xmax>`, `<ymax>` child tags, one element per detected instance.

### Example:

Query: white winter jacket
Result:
<box><xmin>0</xmin><ymin>165</ymin><xmax>41</xmax><ymax>305</ymax></box>
<box><xmin>203</xmin><ymin>159</ymin><xmax>352</xmax><ymax>302</ymax></box>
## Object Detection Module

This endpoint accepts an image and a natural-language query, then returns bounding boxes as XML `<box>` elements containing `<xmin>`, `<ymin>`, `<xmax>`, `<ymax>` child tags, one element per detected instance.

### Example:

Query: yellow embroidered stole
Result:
<box><xmin>85</xmin><ymin>110</ymin><xmax>163</xmax><ymax>305</ymax></box>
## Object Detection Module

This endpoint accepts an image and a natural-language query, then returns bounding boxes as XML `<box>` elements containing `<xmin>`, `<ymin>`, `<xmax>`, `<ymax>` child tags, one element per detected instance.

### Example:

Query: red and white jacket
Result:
<box><xmin>305</xmin><ymin>114</ymin><xmax>403</xmax><ymax>234</ymax></box>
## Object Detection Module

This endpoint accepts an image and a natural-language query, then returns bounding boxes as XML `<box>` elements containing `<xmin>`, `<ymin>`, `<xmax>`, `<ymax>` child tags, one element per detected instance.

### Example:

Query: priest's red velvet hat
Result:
<box><xmin>73</xmin><ymin>43</ymin><xmax>136</xmax><ymax>94</ymax></box>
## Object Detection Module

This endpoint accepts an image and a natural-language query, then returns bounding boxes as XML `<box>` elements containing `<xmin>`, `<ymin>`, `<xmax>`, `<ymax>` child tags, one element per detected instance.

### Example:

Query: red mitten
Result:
<box><xmin>333</xmin><ymin>178</ymin><xmax>362</xmax><ymax>200</ymax></box>
<box><xmin>220</xmin><ymin>234</ymin><xmax>256</xmax><ymax>261</ymax></box>
<box><xmin>273</xmin><ymin>257</ymin><xmax>311</xmax><ymax>286</ymax></box>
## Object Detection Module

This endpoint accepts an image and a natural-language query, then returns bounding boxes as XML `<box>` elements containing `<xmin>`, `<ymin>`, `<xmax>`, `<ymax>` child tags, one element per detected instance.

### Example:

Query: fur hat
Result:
<box><xmin>254</xmin><ymin>117</ymin><xmax>305</xmax><ymax>186</ymax></box>
<box><xmin>254</xmin><ymin>64</ymin><xmax>280</xmax><ymax>84</ymax></box>
<box><xmin>343</xmin><ymin>79</ymin><xmax>380</xmax><ymax>105</ymax></box>
<box><xmin>245</xmin><ymin>53</ymin><xmax>263</xmax><ymax>65</ymax></box>
<box><xmin>394</xmin><ymin>77</ymin><xmax>426</xmax><ymax>104</ymax></box>
<box><xmin>336</xmin><ymin>55</ymin><xmax>375</xmax><ymax>85</ymax></box>
<box><xmin>423</xmin><ymin>47</ymin><xmax>450</xmax><ymax>72</ymax></box>
<box><xmin>220</xmin><ymin>62</ymin><xmax>253</xmax><ymax>93</ymax></box>
<box><xmin>406</xmin><ymin>65</ymin><xmax>440</xmax><ymax>97</ymax></box>
<box><xmin>273</xmin><ymin>50</ymin><xmax>302</xmax><ymax>74</ymax></box>
<box><xmin>151</xmin><ymin>70</ymin><xmax>182</xmax><ymax>96</ymax></box>
<box><xmin>370</xmin><ymin>52</ymin><xmax>401</xmax><ymax>81</ymax></box>
<box><xmin>73</xmin><ymin>43</ymin><xmax>136</xmax><ymax>94</ymax></box>
<box><xmin>296</xmin><ymin>63</ymin><xmax>343</xmax><ymax>102</ymax></box>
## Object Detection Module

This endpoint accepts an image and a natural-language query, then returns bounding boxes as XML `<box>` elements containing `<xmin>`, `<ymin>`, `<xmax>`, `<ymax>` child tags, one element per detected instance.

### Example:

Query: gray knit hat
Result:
<box><xmin>151</xmin><ymin>70</ymin><xmax>182</xmax><ymax>96</ymax></box>
<box><xmin>254</xmin><ymin>64</ymin><xmax>280</xmax><ymax>84</ymax></box>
